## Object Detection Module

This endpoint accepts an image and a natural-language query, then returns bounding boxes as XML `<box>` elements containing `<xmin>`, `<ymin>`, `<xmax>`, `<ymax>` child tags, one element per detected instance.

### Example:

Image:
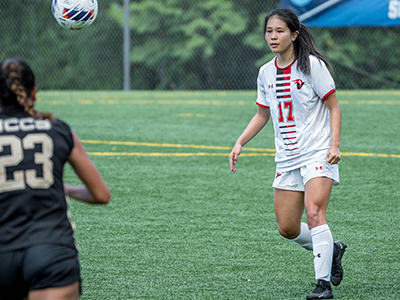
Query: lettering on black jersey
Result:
<box><xmin>0</xmin><ymin>118</ymin><xmax>52</xmax><ymax>133</ymax></box>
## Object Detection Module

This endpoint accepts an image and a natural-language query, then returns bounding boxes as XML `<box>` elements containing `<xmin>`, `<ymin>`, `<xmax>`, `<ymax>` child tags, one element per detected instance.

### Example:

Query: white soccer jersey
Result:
<box><xmin>256</xmin><ymin>55</ymin><xmax>335</xmax><ymax>172</ymax></box>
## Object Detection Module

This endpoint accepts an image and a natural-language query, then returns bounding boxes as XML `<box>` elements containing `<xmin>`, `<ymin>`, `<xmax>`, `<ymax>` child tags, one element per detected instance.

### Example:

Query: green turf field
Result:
<box><xmin>37</xmin><ymin>90</ymin><xmax>400</xmax><ymax>299</ymax></box>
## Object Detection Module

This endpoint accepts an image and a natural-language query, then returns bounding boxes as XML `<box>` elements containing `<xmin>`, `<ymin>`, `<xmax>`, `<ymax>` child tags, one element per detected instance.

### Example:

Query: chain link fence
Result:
<box><xmin>1</xmin><ymin>0</ymin><xmax>399</xmax><ymax>90</ymax></box>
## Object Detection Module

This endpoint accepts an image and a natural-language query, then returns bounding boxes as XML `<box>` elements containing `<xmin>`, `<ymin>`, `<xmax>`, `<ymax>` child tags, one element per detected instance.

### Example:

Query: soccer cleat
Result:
<box><xmin>306</xmin><ymin>279</ymin><xmax>333</xmax><ymax>299</ymax></box>
<box><xmin>331</xmin><ymin>241</ymin><xmax>347</xmax><ymax>286</ymax></box>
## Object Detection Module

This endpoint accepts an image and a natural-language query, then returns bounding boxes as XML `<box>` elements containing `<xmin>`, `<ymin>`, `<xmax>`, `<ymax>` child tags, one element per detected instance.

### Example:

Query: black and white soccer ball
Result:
<box><xmin>52</xmin><ymin>0</ymin><xmax>98</xmax><ymax>30</ymax></box>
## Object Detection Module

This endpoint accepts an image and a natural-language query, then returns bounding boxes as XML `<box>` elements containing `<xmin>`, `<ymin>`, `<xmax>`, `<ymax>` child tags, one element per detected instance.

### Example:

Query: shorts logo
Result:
<box><xmin>293</xmin><ymin>79</ymin><xmax>305</xmax><ymax>90</ymax></box>
<box><xmin>316</xmin><ymin>166</ymin><xmax>323</xmax><ymax>171</ymax></box>
<box><xmin>275</xmin><ymin>172</ymin><xmax>282</xmax><ymax>178</ymax></box>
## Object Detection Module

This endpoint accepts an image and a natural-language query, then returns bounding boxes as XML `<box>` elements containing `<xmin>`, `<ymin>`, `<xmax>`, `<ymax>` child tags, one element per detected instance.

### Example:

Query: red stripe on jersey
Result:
<box><xmin>283</xmin><ymin>68</ymin><xmax>291</xmax><ymax>75</ymax></box>
<box><xmin>283</xmin><ymin>77</ymin><xmax>290</xmax><ymax>80</ymax></box>
<box><xmin>322</xmin><ymin>89</ymin><xmax>335</xmax><ymax>100</ymax></box>
<box><xmin>274</xmin><ymin>57</ymin><xmax>297</xmax><ymax>72</ymax></box>
<box><xmin>282</xmin><ymin>88</ymin><xmax>290</xmax><ymax>92</ymax></box>
<box><xmin>282</xmin><ymin>83</ymin><xmax>290</xmax><ymax>87</ymax></box>
<box><xmin>283</xmin><ymin>94</ymin><xmax>291</xmax><ymax>98</ymax></box>
<box><xmin>256</xmin><ymin>102</ymin><xmax>270</xmax><ymax>109</ymax></box>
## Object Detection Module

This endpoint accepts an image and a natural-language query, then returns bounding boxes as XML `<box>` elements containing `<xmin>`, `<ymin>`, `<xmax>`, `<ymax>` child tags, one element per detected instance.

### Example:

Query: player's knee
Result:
<box><xmin>278</xmin><ymin>225</ymin><xmax>300</xmax><ymax>239</ymax></box>
<box><xmin>305</xmin><ymin>209</ymin><xmax>323</xmax><ymax>229</ymax></box>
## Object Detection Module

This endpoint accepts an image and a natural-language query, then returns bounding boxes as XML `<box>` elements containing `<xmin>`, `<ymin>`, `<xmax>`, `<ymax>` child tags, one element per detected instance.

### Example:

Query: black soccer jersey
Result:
<box><xmin>0</xmin><ymin>108</ymin><xmax>76</xmax><ymax>252</ymax></box>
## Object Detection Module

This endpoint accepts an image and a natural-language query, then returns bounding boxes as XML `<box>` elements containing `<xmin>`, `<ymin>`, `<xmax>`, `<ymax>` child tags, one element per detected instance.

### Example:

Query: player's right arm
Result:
<box><xmin>229</xmin><ymin>106</ymin><xmax>270</xmax><ymax>173</ymax></box>
<box><xmin>65</xmin><ymin>132</ymin><xmax>110</xmax><ymax>204</ymax></box>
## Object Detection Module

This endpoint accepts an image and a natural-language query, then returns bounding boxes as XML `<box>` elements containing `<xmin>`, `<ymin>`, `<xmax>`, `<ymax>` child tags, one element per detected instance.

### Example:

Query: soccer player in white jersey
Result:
<box><xmin>229</xmin><ymin>8</ymin><xmax>347</xmax><ymax>299</ymax></box>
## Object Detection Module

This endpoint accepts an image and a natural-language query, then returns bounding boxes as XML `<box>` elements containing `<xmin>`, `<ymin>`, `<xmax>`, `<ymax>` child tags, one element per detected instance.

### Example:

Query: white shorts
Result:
<box><xmin>272</xmin><ymin>161</ymin><xmax>339</xmax><ymax>192</ymax></box>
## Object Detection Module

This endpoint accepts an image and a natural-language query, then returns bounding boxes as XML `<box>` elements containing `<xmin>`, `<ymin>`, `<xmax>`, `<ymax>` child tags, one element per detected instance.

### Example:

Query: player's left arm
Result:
<box><xmin>65</xmin><ymin>132</ymin><xmax>111</xmax><ymax>204</ymax></box>
<box><xmin>324</xmin><ymin>92</ymin><xmax>341</xmax><ymax>164</ymax></box>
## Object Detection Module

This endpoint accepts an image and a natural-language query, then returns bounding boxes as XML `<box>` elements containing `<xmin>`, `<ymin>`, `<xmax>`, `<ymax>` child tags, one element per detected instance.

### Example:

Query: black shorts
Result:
<box><xmin>0</xmin><ymin>244</ymin><xmax>81</xmax><ymax>300</ymax></box>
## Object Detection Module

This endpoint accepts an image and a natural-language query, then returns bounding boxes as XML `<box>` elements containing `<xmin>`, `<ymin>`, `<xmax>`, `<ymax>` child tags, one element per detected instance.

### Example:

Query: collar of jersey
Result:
<box><xmin>274</xmin><ymin>56</ymin><xmax>298</xmax><ymax>71</ymax></box>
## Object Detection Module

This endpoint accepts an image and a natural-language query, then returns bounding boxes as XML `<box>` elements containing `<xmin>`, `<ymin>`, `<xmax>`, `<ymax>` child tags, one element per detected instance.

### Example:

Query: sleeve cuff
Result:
<box><xmin>322</xmin><ymin>89</ymin><xmax>336</xmax><ymax>101</ymax></box>
<box><xmin>256</xmin><ymin>102</ymin><xmax>270</xmax><ymax>109</ymax></box>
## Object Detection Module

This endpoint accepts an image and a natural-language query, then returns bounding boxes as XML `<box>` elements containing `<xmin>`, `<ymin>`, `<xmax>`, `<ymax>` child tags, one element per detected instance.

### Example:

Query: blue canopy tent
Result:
<box><xmin>281</xmin><ymin>0</ymin><xmax>400</xmax><ymax>27</ymax></box>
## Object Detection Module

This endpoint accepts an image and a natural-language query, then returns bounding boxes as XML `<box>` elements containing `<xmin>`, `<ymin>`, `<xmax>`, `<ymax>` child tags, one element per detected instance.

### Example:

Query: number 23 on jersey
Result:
<box><xmin>0</xmin><ymin>133</ymin><xmax>54</xmax><ymax>193</ymax></box>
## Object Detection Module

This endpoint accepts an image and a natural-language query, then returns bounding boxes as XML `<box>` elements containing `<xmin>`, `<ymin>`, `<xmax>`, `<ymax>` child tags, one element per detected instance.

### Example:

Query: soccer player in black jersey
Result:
<box><xmin>0</xmin><ymin>58</ymin><xmax>110</xmax><ymax>300</ymax></box>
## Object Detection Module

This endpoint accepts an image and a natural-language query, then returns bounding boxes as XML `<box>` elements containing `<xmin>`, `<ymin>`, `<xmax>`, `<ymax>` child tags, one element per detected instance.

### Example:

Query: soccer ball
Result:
<box><xmin>52</xmin><ymin>0</ymin><xmax>98</xmax><ymax>30</ymax></box>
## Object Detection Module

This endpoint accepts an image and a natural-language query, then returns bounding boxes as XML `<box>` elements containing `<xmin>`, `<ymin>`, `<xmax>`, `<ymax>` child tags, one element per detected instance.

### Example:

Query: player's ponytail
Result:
<box><xmin>295</xmin><ymin>23</ymin><xmax>330</xmax><ymax>74</ymax></box>
<box><xmin>0</xmin><ymin>58</ymin><xmax>54</xmax><ymax>121</ymax></box>
<box><xmin>264</xmin><ymin>8</ymin><xmax>330</xmax><ymax>75</ymax></box>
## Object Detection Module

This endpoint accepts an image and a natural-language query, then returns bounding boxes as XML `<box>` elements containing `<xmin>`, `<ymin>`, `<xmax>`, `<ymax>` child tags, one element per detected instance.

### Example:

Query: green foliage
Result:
<box><xmin>1</xmin><ymin>0</ymin><xmax>123</xmax><ymax>90</ymax></box>
<box><xmin>312</xmin><ymin>27</ymin><xmax>400</xmax><ymax>89</ymax></box>
<box><xmin>110</xmin><ymin>0</ymin><xmax>250</xmax><ymax>89</ymax></box>
<box><xmin>1</xmin><ymin>1</ymin><xmax>399</xmax><ymax>90</ymax></box>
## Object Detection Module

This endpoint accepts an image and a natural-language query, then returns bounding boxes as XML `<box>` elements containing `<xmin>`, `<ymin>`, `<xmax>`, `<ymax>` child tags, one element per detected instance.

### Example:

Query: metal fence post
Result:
<box><xmin>123</xmin><ymin>0</ymin><xmax>130</xmax><ymax>91</ymax></box>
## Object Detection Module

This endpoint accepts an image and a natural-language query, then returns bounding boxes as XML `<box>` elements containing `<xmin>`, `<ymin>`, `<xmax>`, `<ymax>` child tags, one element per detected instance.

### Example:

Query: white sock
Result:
<box><xmin>310</xmin><ymin>224</ymin><xmax>333</xmax><ymax>281</ymax></box>
<box><xmin>290</xmin><ymin>222</ymin><xmax>313</xmax><ymax>250</ymax></box>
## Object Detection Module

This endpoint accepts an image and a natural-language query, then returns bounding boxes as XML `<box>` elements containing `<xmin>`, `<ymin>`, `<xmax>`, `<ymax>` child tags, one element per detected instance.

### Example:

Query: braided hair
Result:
<box><xmin>263</xmin><ymin>8</ymin><xmax>330</xmax><ymax>75</ymax></box>
<box><xmin>0</xmin><ymin>58</ymin><xmax>54</xmax><ymax>120</ymax></box>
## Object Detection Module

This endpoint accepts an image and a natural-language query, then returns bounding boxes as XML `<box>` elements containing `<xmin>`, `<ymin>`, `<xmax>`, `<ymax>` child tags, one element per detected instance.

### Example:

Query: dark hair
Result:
<box><xmin>263</xmin><ymin>8</ymin><xmax>330</xmax><ymax>75</ymax></box>
<box><xmin>0</xmin><ymin>58</ymin><xmax>54</xmax><ymax>120</ymax></box>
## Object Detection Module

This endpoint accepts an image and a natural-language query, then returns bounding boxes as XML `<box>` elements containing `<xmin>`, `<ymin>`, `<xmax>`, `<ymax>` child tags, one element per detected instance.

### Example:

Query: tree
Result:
<box><xmin>110</xmin><ymin>0</ymin><xmax>249</xmax><ymax>89</ymax></box>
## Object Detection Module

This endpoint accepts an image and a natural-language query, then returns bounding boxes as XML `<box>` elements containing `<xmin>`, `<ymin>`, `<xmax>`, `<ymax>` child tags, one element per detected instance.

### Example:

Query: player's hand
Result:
<box><xmin>327</xmin><ymin>145</ymin><xmax>341</xmax><ymax>164</ymax></box>
<box><xmin>229</xmin><ymin>143</ymin><xmax>242</xmax><ymax>173</ymax></box>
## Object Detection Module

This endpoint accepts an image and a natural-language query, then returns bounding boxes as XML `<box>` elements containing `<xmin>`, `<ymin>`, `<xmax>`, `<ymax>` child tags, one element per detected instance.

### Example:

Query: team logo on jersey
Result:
<box><xmin>293</xmin><ymin>79</ymin><xmax>305</xmax><ymax>90</ymax></box>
